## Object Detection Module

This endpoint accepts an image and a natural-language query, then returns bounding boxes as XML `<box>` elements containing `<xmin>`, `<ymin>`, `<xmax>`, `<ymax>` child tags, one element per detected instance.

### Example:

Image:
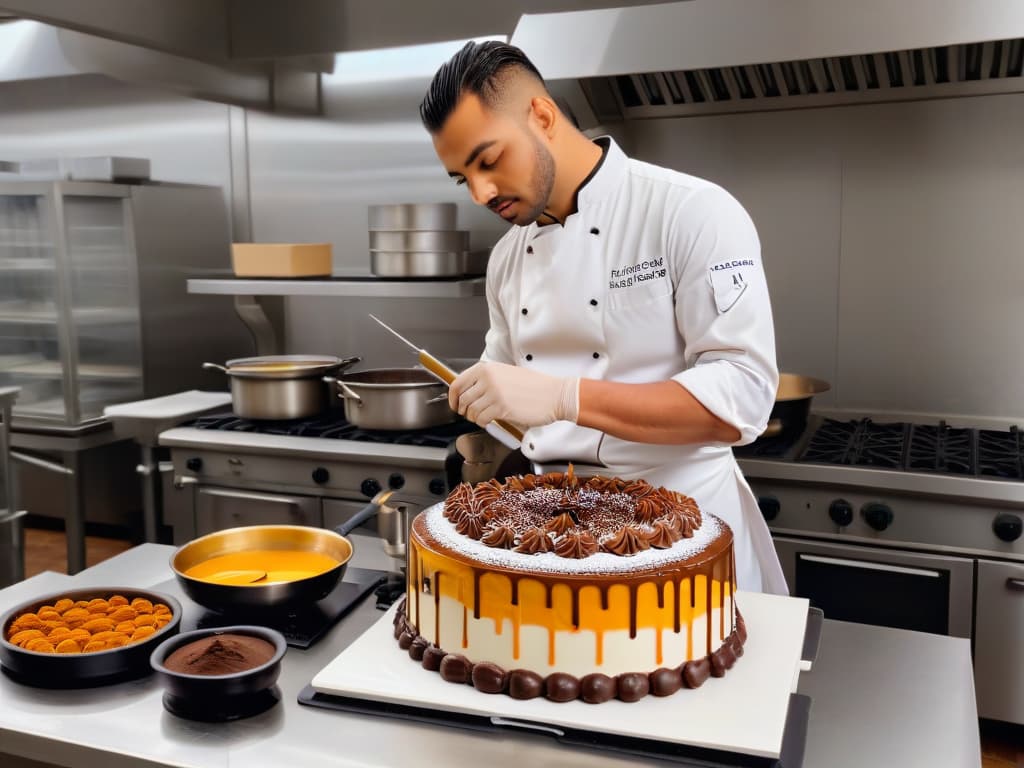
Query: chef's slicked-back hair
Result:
<box><xmin>420</xmin><ymin>41</ymin><xmax>545</xmax><ymax>133</ymax></box>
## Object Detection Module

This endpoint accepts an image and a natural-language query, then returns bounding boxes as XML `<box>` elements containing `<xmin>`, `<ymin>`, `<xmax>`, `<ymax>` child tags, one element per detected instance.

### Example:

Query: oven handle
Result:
<box><xmin>1007</xmin><ymin>578</ymin><xmax>1024</xmax><ymax>592</ymax></box>
<box><xmin>798</xmin><ymin>553</ymin><xmax>941</xmax><ymax>578</ymax></box>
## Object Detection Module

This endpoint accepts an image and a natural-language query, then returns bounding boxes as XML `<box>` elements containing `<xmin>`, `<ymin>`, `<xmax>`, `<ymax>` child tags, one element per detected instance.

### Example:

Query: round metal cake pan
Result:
<box><xmin>0</xmin><ymin>587</ymin><xmax>182</xmax><ymax>688</ymax></box>
<box><xmin>368</xmin><ymin>203</ymin><xmax>457</xmax><ymax>231</ymax></box>
<box><xmin>370</xmin><ymin>250</ymin><xmax>467</xmax><ymax>278</ymax></box>
<box><xmin>369</xmin><ymin>229</ymin><xmax>469</xmax><ymax>253</ymax></box>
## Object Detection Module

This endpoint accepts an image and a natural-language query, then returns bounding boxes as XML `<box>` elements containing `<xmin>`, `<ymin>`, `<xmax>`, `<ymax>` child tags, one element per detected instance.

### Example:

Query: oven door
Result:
<box><xmin>974</xmin><ymin>558</ymin><xmax>1024</xmax><ymax>723</ymax></box>
<box><xmin>195</xmin><ymin>486</ymin><xmax>322</xmax><ymax>537</ymax></box>
<box><xmin>773</xmin><ymin>535</ymin><xmax>974</xmax><ymax>638</ymax></box>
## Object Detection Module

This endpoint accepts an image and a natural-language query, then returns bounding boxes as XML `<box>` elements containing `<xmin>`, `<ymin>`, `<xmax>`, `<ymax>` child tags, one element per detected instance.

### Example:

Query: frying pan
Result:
<box><xmin>170</xmin><ymin>492</ymin><xmax>392</xmax><ymax>611</ymax></box>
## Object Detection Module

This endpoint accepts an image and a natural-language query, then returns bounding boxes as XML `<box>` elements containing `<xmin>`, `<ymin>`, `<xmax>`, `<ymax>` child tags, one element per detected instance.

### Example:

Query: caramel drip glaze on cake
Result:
<box><xmin>403</xmin><ymin>470</ymin><xmax>739</xmax><ymax>700</ymax></box>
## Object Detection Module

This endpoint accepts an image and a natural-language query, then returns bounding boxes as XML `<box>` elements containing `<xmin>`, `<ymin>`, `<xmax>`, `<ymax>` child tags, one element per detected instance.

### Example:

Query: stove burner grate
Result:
<box><xmin>850</xmin><ymin>420</ymin><xmax>907</xmax><ymax>469</ymax></box>
<box><xmin>977</xmin><ymin>426</ymin><xmax>1024</xmax><ymax>480</ymax></box>
<box><xmin>798</xmin><ymin>418</ymin><xmax>1024</xmax><ymax>480</ymax></box>
<box><xmin>184</xmin><ymin>410</ymin><xmax>478</xmax><ymax>449</ymax></box>
<box><xmin>907</xmin><ymin>421</ymin><xmax>975</xmax><ymax>476</ymax></box>
<box><xmin>798</xmin><ymin>418</ymin><xmax>906</xmax><ymax>469</ymax></box>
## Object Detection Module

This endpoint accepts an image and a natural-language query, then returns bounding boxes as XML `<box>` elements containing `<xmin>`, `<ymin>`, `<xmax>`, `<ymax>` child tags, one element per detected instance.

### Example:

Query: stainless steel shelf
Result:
<box><xmin>0</xmin><ymin>307</ymin><xmax>138</xmax><ymax>325</ymax></box>
<box><xmin>187</xmin><ymin>276</ymin><xmax>486</xmax><ymax>298</ymax></box>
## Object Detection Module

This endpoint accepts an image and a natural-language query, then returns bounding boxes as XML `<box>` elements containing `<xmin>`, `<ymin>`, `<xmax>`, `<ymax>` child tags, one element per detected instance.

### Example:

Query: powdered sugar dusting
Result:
<box><xmin>423</xmin><ymin>502</ymin><xmax>722</xmax><ymax>575</ymax></box>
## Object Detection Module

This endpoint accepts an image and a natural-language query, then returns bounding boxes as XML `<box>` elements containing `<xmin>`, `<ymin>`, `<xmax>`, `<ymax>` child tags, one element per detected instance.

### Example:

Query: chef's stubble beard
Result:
<box><xmin>519</xmin><ymin>134</ymin><xmax>556</xmax><ymax>226</ymax></box>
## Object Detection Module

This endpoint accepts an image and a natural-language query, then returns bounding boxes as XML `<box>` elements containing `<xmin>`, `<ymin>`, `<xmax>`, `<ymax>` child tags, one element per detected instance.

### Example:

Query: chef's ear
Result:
<box><xmin>528</xmin><ymin>95</ymin><xmax>559</xmax><ymax>139</ymax></box>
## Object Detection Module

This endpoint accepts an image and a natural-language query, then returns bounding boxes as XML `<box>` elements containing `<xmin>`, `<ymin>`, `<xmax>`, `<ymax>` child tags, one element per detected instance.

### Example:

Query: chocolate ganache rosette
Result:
<box><xmin>440</xmin><ymin>465</ymin><xmax>701</xmax><ymax>559</ymax></box>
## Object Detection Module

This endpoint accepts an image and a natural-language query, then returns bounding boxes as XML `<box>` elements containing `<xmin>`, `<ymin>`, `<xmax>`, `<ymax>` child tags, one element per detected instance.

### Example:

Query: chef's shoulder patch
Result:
<box><xmin>708</xmin><ymin>258</ymin><xmax>754</xmax><ymax>313</ymax></box>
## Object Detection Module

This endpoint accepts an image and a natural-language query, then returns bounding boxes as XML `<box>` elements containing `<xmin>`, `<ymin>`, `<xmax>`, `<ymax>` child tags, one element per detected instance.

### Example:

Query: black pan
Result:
<box><xmin>170</xmin><ymin>493</ymin><xmax>390</xmax><ymax>612</ymax></box>
<box><xmin>0</xmin><ymin>587</ymin><xmax>182</xmax><ymax>688</ymax></box>
<box><xmin>761</xmin><ymin>373</ymin><xmax>831</xmax><ymax>439</ymax></box>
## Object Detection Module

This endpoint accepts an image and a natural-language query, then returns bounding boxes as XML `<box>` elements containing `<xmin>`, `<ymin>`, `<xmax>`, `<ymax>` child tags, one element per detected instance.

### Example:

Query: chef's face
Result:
<box><xmin>432</xmin><ymin>92</ymin><xmax>555</xmax><ymax>226</ymax></box>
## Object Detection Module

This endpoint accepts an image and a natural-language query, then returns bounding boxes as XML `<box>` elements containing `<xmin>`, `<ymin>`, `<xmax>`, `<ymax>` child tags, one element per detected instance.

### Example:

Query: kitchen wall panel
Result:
<box><xmin>838</xmin><ymin>94</ymin><xmax>1024</xmax><ymax>423</ymax></box>
<box><xmin>627</xmin><ymin>112</ymin><xmax>843</xmax><ymax>408</ymax></box>
<box><xmin>626</xmin><ymin>94</ymin><xmax>1024</xmax><ymax>424</ymax></box>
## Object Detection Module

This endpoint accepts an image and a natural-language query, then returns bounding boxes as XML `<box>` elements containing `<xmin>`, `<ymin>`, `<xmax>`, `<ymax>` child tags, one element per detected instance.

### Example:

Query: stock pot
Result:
<box><xmin>203</xmin><ymin>355</ymin><xmax>360</xmax><ymax>420</ymax></box>
<box><xmin>327</xmin><ymin>367</ymin><xmax>456</xmax><ymax>430</ymax></box>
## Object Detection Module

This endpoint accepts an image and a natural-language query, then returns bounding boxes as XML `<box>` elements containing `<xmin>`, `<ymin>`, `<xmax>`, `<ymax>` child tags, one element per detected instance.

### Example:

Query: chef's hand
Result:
<box><xmin>449</xmin><ymin>362</ymin><xmax>579</xmax><ymax>429</ymax></box>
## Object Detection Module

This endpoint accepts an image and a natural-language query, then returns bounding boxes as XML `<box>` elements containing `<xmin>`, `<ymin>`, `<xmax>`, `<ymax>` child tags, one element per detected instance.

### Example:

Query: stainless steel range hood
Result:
<box><xmin>510</xmin><ymin>0</ymin><xmax>1024</xmax><ymax>125</ymax></box>
<box><xmin>0</xmin><ymin>19</ymin><xmax>317</xmax><ymax>113</ymax></box>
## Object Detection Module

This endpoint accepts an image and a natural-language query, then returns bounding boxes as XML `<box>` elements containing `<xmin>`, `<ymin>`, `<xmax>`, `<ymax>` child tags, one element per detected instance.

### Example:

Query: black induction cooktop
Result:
<box><xmin>178</xmin><ymin>567</ymin><xmax>389</xmax><ymax>649</ymax></box>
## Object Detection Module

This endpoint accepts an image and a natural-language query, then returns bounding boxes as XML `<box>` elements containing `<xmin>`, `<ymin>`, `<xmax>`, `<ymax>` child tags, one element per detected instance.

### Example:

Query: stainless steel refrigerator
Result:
<box><xmin>0</xmin><ymin>179</ymin><xmax>252</xmax><ymax>571</ymax></box>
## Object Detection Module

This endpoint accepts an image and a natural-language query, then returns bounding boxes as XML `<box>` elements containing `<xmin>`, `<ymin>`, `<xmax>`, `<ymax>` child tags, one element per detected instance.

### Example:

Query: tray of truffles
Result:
<box><xmin>0</xmin><ymin>587</ymin><xmax>182</xmax><ymax>687</ymax></box>
<box><xmin>302</xmin><ymin>471</ymin><xmax>817</xmax><ymax>766</ymax></box>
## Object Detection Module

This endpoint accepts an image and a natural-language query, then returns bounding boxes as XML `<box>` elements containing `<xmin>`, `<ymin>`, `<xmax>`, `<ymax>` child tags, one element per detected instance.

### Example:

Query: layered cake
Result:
<box><xmin>395</xmin><ymin>469</ymin><xmax>746</xmax><ymax>703</ymax></box>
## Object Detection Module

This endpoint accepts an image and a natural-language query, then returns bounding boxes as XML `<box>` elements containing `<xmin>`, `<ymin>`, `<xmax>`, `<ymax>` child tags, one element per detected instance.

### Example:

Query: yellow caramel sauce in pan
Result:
<box><xmin>185</xmin><ymin>550</ymin><xmax>340</xmax><ymax>585</ymax></box>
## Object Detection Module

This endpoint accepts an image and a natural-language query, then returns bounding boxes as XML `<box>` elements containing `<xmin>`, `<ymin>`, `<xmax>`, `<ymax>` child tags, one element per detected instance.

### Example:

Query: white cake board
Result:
<box><xmin>312</xmin><ymin>591</ymin><xmax>810</xmax><ymax>760</ymax></box>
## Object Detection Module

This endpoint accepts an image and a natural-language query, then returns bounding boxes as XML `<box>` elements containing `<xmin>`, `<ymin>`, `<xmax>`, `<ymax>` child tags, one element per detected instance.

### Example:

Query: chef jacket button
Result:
<box><xmin>529</xmin><ymin>442</ymin><xmax>535</xmax><ymax>450</ymax></box>
<box><xmin>589</xmin><ymin>299</ymin><xmax>598</xmax><ymax>307</ymax></box>
<box><xmin>590</xmin><ymin>227</ymin><xmax>600</xmax><ymax>235</ymax></box>
<box><xmin>521</xmin><ymin>308</ymin><xmax>528</xmax><ymax>315</ymax></box>
<box><xmin>525</xmin><ymin>354</ymin><xmax>533</xmax><ymax>361</ymax></box>
<box><xmin>526</xmin><ymin>245</ymin><xmax>534</xmax><ymax>254</ymax></box>
<box><xmin>592</xmin><ymin>352</ymin><xmax>600</xmax><ymax>359</ymax></box>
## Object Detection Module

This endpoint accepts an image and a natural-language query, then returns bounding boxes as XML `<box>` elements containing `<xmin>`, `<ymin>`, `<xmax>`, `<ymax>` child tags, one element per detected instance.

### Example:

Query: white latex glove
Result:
<box><xmin>449</xmin><ymin>362</ymin><xmax>579</xmax><ymax>429</ymax></box>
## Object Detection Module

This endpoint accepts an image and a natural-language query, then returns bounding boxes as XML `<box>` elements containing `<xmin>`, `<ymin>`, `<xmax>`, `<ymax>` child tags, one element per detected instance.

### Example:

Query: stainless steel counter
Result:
<box><xmin>0</xmin><ymin>539</ymin><xmax>980</xmax><ymax>768</ymax></box>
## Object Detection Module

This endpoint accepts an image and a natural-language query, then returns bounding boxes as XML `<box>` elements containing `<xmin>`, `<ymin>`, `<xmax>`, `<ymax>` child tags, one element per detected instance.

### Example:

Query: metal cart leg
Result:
<box><xmin>137</xmin><ymin>444</ymin><xmax>163</xmax><ymax>543</ymax></box>
<box><xmin>63</xmin><ymin>451</ymin><xmax>86</xmax><ymax>574</ymax></box>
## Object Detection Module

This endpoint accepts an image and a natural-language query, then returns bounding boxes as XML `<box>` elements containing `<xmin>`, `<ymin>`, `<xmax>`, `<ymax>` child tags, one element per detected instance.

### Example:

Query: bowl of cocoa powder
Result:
<box><xmin>150</xmin><ymin>625</ymin><xmax>286</xmax><ymax>720</ymax></box>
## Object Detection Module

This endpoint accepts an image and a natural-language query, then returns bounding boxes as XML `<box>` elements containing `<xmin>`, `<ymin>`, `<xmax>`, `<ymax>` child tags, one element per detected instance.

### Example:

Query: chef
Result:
<box><xmin>421</xmin><ymin>42</ymin><xmax>787</xmax><ymax>595</ymax></box>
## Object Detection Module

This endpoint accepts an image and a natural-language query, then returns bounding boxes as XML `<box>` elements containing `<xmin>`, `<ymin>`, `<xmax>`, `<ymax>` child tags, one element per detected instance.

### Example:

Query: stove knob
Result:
<box><xmin>428</xmin><ymin>478</ymin><xmax>447</xmax><ymax>496</ymax></box>
<box><xmin>312</xmin><ymin>467</ymin><xmax>330</xmax><ymax>485</ymax></box>
<box><xmin>829</xmin><ymin>499</ymin><xmax>854</xmax><ymax>527</ymax></box>
<box><xmin>757</xmin><ymin>496</ymin><xmax>780</xmax><ymax>521</ymax></box>
<box><xmin>360</xmin><ymin>478</ymin><xmax>381</xmax><ymax>498</ymax></box>
<box><xmin>993</xmin><ymin>513</ymin><xmax>1023</xmax><ymax>543</ymax></box>
<box><xmin>388</xmin><ymin>473</ymin><xmax>405</xmax><ymax>490</ymax></box>
<box><xmin>862</xmin><ymin>502</ymin><xmax>894</xmax><ymax>532</ymax></box>
<box><xmin>185</xmin><ymin>457</ymin><xmax>203</xmax><ymax>473</ymax></box>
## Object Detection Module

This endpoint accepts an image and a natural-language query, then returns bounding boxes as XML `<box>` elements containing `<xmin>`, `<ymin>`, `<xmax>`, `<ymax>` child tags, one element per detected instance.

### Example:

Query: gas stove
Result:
<box><xmin>738</xmin><ymin>415</ymin><xmax>1024</xmax><ymax>724</ymax></box>
<box><xmin>160</xmin><ymin>410</ymin><xmax>477</xmax><ymax>501</ymax></box>
<box><xmin>157</xmin><ymin>410</ymin><xmax>480</xmax><ymax>547</ymax></box>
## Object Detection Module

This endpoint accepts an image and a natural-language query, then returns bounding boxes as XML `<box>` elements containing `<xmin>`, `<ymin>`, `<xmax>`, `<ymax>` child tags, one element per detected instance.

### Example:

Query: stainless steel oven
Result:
<box><xmin>773</xmin><ymin>535</ymin><xmax>974</xmax><ymax>637</ymax></box>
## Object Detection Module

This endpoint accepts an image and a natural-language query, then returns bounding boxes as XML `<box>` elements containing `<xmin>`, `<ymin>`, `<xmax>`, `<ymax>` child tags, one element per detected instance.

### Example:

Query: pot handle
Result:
<box><xmin>203</xmin><ymin>362</ymin><xmax>229</xmax><ymax>374</ymax></box>
<box><xmin>336</xmin><ymin>356</ymin><xmax>361</xmax><ymax>372</ymax></box>
<box><xmin>329</xmin><ymin>379</ymin><xmax>363</xmax><ymax>405</ymax></box>
<box><xmin>334</xmin><ymin>490</ymin><xmax>394</xmax><ymax>538</ymax></box>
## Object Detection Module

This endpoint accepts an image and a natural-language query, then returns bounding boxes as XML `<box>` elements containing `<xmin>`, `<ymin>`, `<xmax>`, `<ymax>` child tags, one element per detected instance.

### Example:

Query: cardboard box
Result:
<box><xmin>231</xmin><ymin>243</ymin><xmax>333</xmax><ymax>277</ymax></box>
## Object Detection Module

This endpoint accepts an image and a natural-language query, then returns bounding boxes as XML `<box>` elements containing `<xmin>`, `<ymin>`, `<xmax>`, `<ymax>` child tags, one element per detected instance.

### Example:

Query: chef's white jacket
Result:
<box><xmin>481</xmin><ymin>137</ymin><xmax>787</xmax><ymax>595</ymax></box>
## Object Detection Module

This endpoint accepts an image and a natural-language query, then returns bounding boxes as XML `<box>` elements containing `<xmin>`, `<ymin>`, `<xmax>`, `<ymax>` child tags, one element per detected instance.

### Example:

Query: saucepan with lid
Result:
<box><xmin>203</xmin><ymin>355</ymin><xmax>360</xmax><ymax>420</ymax></box>
<box><xmin>171</xmin><ymin>491</ymin><xmax>394</xmax><ymax>611</ymax></box>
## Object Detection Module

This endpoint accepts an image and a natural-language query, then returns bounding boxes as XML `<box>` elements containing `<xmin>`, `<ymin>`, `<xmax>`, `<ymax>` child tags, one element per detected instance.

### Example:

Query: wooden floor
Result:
<box><xmin>16</xmin><ymin>526</ymin><xmax>1024</xmax><ymax>765</ymax></box>
<box><xmin>23</xmin><ymin>526</ymin><xmax>134</xmax><ymax>579</ymax></box>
